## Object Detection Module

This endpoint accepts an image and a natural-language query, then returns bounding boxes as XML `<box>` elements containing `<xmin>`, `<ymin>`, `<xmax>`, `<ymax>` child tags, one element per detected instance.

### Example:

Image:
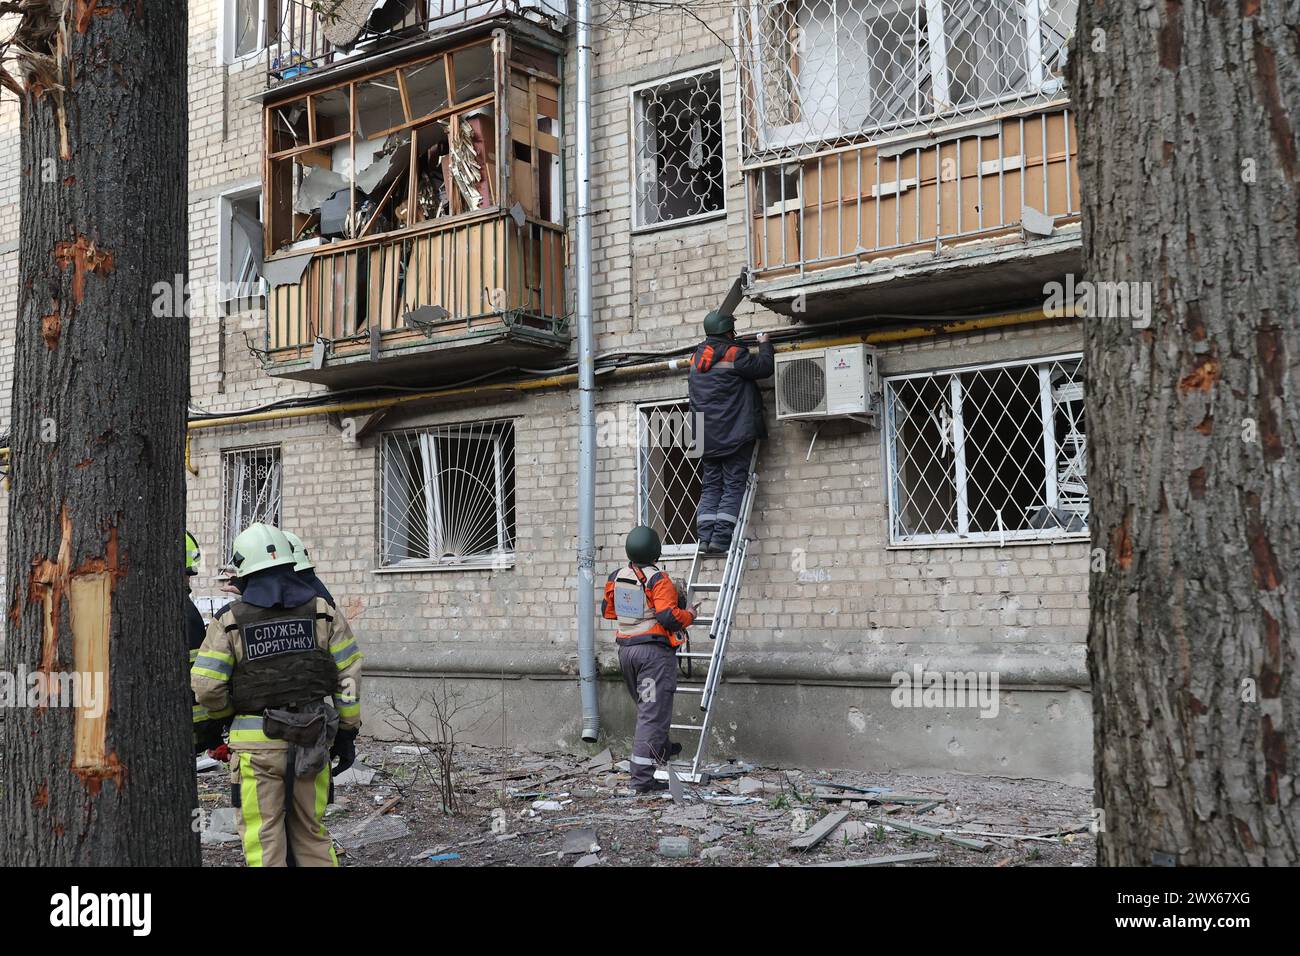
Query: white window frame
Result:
<box><xmin>883</xmin><ymin>352</ymin><xmax>1087</xmax><ymax>548</ymax></box>
<box><xmin>220</xmin><ymin>0</ymin><xmax>278</xmax><ymax>65</ymax></box>
<box><xmin>217</xmin><ymin>182</ymin><xmax>267</xmax><ymax>313</ymax></box>
<box><xmin>629</xmin><ymin>65</ymin><xmax>729</xmax><ymax>233</ymax></box>
<box><xmin>220</xmin><ymin>444</ymin><xmax>283</xmax><ymax>561</ymax></box>
<box><xmin>377</xmin><ymin>419</ymin><xmax>517</xmax><ymax>571</ymax></box>
<box><xmin>635</xmin><ymin>399</ymin><xmax>704</xmax><ymax>558</ymax></box>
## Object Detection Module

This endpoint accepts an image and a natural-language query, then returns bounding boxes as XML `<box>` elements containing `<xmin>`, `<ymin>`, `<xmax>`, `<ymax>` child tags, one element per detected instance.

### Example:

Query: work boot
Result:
<box><xmin>632</xmin><ymin>780</ymin><xmax>669</xmax><ymax>794</ymax></box>
<box><xmin>668</xmin><ymin>741</ymin><xmax>682</xmax><ymax>758</ymax></box>
<box><xmin>696</xmin><ymin>524</ymin><xmax>715</xmax><ymax>551</ymax></box>
<box><xmin>706</xmin><ymin>529</ymin><xmax>733</xmax><ymax>554</ymax></box>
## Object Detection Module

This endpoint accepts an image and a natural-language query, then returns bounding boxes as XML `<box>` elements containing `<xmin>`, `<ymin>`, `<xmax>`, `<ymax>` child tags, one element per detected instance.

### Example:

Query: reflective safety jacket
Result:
<box><xmin>602</xmin><ymin>562</ymin><xmax>694</xmax><ymax>648</ymax></box>
<box><xmin>187</xmin><ymin>595</ymin><xmax>224</xmax><ymax>742</ymax></box>
<box><xmin>687</xmin><ymin>335</ymin><xmax>775</xmax><ymax>459</ymax></box>
<box><xmin>192</xmin><ymin>596</ymin><xmax>363</xmax><ymax>751</ymax></box>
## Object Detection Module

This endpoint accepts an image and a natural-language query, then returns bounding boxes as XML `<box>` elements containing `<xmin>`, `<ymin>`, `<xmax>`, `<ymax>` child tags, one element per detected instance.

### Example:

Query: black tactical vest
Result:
<box><xmin>228</xmin><ymin>600</ymin><xmax>338</xmax><ymax>713</ymax></box>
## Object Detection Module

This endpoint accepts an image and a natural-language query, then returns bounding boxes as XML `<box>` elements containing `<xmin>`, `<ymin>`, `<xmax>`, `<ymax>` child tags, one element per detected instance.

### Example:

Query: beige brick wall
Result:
<box><xmin>0</xmin><ymin>4</ymin><xmax>1091</xmax><ymax>775</ymax></box>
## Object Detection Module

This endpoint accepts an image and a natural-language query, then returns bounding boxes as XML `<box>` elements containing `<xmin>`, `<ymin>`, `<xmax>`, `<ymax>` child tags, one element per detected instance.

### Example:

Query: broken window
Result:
<box><xmin>220</xmin><ymin>188</ymin><xmax>266</xmax><ymax>312</ymax></box>
<box><xmin>380</xmin><ymin>420</ymin><xmax>516</xmax><ymax>568</ymax></box>
<box><xmin>226</xmin><ymin>0</ymin><xmax>282</xmax><ymax>62</ymax></box>
<box><xmin>632</xmin><ymin>68</ymin><xmax>726</xmax><ymax>229</ymax></box>
<box><xmin>637</xmin><ymin>402</ymin><xmax>703</xmax><ymax>554</ymax></box>
<box><xmin>743</xmin><ymin>0</ymin><xmax>1077</xmax><ymax>152</ymax></box>
<box><xmin>221</xmin><ymin>446</ymin><xmax>283</xmax><ymax>561</ymax></box>
<box><xmin>265</xmin><ymin>42</ymin><xmax>503</xmax><ymax>254</ymax></box>
<box><xmin>884</xmin><ymin>355</ymin><xmax>1087</xmax><ymax>545</ymax></box>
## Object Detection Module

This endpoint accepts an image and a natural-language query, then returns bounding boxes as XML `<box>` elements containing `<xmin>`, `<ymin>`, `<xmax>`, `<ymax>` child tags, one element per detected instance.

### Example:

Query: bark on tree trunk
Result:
<box><xmin>1</xmin><ymin>1</ymin><xmax>197</xmax><ymax>865</ymax></box>
<box><xmin>1074</xmin><ymin>1</ymin><xmax>1299</xmax><ymax>865</ymax></box>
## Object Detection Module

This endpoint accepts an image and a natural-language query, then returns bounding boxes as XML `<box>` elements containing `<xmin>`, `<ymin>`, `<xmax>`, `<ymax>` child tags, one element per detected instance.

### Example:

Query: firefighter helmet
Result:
<box><xmin>625</xmin><ymin>526</ymin><xmax>662</xmax><ymax>566</ymax></box>
<box><xmin>230</xmin><ymin>523</ymin><xmax>297</xmax><ymax>578</ymax></box>
<box><xmin>282</xmin><ymin>529</ymin><xmax>315</xmax><ymax>572</ymax></box>
<box><xmin>185</xmin><ymin>530</ymin><xmax>200</xmax><ymax>576</ymax></box>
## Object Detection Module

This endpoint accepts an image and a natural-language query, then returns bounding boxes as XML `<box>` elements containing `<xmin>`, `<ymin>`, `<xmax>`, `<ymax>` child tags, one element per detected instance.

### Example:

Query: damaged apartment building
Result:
<box><xmin>0</xmin><ymin>0</ymin><xmax>1091</xmax><ymax>785</ymax></box>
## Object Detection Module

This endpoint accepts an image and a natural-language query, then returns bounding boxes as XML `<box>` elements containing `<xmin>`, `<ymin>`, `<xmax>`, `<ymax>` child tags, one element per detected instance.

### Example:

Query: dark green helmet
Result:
<box><xmin>625</xmin><ymin>525</ymin><xmax>662</xmax><ymax>565</ymax></box>
<box><xmin>703</xmin><ymin>310</ymin><xmax>735</xmax><ymax>336</ymax></box>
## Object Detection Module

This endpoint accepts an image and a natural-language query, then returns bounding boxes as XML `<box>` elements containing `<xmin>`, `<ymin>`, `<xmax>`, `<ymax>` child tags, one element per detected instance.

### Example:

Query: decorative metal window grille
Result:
<box><xmin>884</xmin><ymin>355</ymin><xmax>1087</xmax><ymax>545</ymax></box>
<box><xmin>632</xmin><ymin>68</ymin><xmax>726</xmax><ymax>228</ymax></box>
<box><xmin>221</xmin><ymin>446</ymin><xmax>283</xmax><ymax>560</ymax></box>
<box><xmin>739</xmin><ymin>0</ymin><xmax>1077</xmax><ymax>157</ymax></box>
<box><xmin>380</xmin><ymin>420</ymin><xmax>516</xmax><ymax>567</ymax></box>
<box><xmin>636</xmin><ymin>402</ymin><xmax>703</xmax><ymax>555</ymax></box>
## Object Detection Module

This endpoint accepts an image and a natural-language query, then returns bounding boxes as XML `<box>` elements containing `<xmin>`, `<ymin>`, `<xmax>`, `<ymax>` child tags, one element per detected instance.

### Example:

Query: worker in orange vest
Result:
<box><xmin>603</xmin><ymin>526</ymin><xmax>695</xmax><ymax>793</ymax></box>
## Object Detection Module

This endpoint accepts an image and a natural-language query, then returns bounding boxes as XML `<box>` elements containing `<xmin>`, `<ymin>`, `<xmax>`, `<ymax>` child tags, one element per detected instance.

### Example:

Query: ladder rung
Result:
<box><xmin>675</xmin><ymin>687</ymin><xmax>704</xmax><ymax>694</ymax></box>
<box><xmin>677</xmin><ymin>652</ymin><xmax>712</xmax><ymax>659</ymax></box>
<box><xmin>669</xmin><ymin>723</ymin><xmax>704</xmax><ymax>732</ymax></box>
<box><xmin>692</xmin><ymin>583</ymin><xmax>722</xmax><ymax>591</ymax></box>
<box><xmin>694</xmin><ymin>616</ymin><xmax>713</xmax><ymax>625</ymax></box>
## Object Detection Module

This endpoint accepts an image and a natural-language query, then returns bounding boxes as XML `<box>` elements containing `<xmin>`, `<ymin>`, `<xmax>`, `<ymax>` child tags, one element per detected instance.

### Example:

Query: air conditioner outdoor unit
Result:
<box><xmin>774</xmin><ymin>344</ymin><xmax>881</xmax><ymax>422</ymax></box>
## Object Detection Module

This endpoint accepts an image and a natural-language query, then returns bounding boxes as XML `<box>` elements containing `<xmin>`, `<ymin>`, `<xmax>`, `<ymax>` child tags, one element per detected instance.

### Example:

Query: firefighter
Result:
<box><xmin>192</xmin><ymin>522</ymin><xmax>363</xmax><ymax>867</ymax></box>
<box><xmin>687</xmin><ymin>311</ymin><xmax>773</xmax><ymax>554</ymax></box>
<box><xmin>602</xmin><ymin>526</ymin><xmax>695</xmax><ymax>793</ymax></box>
<box><xmin>282</xmin><ymin>529</ymin><xmax>335</xmax><ymax>606</ymax></box>
<box><xmin>187</xmin><ymin>531</ymin><xmax>228</xmax><ymax>755</ymax></box>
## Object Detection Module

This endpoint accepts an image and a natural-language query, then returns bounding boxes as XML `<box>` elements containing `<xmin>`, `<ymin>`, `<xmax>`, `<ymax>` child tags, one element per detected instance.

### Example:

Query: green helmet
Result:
<box><xmin>625</xmin><ymin>526</ymin><xmax>662</xmax><ymax>566</ymax></box>
<box><xmin>185</xmin><ymin>530</ymin><xmax>200</xmax><ymax>576</ymax></box>
<box><xmin>230</xmin><ymin>522</ymin><xmax>297</xmax><ymax>578</ymax></box>
<box><xmin>282</xmin><ymin>529</ymin><xmax>314</xmax><ymax>572</ymax></box>
<box><xmin>703</xmin><ymin>310</ymin><xmax>735</xmax><ymax>336</ymax></box>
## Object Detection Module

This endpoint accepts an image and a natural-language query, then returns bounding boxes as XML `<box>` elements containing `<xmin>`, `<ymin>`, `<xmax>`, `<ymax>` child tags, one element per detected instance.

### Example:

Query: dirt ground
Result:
<box><xmin>199</xmin><ymin>737</ymin><xmax>1097</xmax><ymax>867</ymax></box>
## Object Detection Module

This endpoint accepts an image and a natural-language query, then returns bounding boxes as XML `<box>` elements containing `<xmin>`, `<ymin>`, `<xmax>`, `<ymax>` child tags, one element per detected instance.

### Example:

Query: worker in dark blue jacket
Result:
<box><xmin>687</xmin><ymin>311</ymin><xmax>774</xmax><ymax>554</ymax></box>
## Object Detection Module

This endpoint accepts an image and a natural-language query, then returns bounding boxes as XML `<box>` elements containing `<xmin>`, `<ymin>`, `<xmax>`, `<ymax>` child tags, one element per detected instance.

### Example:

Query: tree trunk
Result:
<box><xmin>1074</xmin><ymin>1</ymin><xmax>1299</xmax><ymax>865</ymax></box>
<box><xmin>1</xmin><ymin>1</ymin><xmax>196</xmax><ymax>865</ymax></box>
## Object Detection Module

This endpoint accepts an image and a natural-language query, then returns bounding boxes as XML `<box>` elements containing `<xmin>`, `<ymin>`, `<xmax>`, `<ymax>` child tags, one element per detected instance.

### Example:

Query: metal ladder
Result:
<box><xmin>657</xmin><ymin>445</ymin><xmax>760</xmax><ymax>784</ymax></box>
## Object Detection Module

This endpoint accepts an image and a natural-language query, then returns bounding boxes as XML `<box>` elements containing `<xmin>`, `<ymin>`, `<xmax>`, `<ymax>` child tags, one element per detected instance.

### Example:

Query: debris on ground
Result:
<box><xmin>195</xmin><ymin>738</ymin><xmax>1096</xmax><ymax>867</ymax></box>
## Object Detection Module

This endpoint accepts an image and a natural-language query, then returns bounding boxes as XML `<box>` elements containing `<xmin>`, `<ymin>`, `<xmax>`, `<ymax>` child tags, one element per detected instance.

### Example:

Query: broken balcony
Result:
<box><xmin>258</xmin><ymin>33</ymin><xmax>568</xmax><ymax>387</ymax></box>
<box><xmin>736</xmin><ymin>0</ymin><xmax>1082</xmax><ymax>321</ymax></box>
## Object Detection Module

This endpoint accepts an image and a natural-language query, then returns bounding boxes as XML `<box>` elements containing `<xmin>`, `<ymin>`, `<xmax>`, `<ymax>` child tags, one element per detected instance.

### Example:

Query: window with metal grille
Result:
<box><xmin>742</xmin><ymin>0</ymin><xmax>1076</xmax><ymax>153</ymax></box>
<box><xmin>632</xmin><ymin>68</ymin><xmax>726</xmax><ymax>229</ymax></box>
<box><xmin>221</xmin><ymin>446</ymin><xmax>283</xmax><ymax>560</ymax></box>
<box><xmin>380</xmin><ymin>420</ymin><xmax>516</xmax><ymax>568</ymax></box>
<box><xmin>884</xmin><ymin>355</ymin><xmax>1087</xmax><ymax>545</ymax></box>
<box><xmin>636</xmin><ymin>402</ymin><xmax>702</xmax><ymax>556</ymax></box>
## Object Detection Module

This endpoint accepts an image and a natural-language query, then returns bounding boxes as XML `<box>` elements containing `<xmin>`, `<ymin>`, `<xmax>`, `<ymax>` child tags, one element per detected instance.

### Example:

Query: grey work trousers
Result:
<box><xmin>697</xmin><ymin>441</ymin><xmax>755</xmax><ymax>544</ymax></box>
<box><xmin>617</xmin><ymin>641</ymin><xmax>678</xmax><ymax>787</ymax></box>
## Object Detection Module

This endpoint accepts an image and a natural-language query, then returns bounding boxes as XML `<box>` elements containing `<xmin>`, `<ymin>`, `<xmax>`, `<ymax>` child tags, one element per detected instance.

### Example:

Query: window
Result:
<box><xmin>884</xmin><ymin>355</ymin><xmax>1087</xmax><ymax>545</ymax></box>
<box><xmin>224</xmin><ymin>0</ymin><xmax>282</xmax><ymax>63</ymax></box>
<box><xmin>745</xmin><ymin>0</ymin><xmax>1076</xmax><ymax>151</ymax></box>
<box><xmin>221</xmin><ymin>446</ymin><xmax>283</xmax><ymax>560</ymax></box>
<box><xmin>636</xmin><ymin>402</ymin><xmax>703</xmax><ymax>555</ymax></box>
<box><xmin>219</xmin><ymin>187</ymin><xmax>265</xmax><ymax>311</ymax></box>
<box><xmin>632</xmin><ymin>68</ymin><xmax>726</xmax><ymax>229</ymax></box>
<box><xmin>380</xmin><ymin>420</ymin><xmax>516</xmax><ymax>568</ymax></box>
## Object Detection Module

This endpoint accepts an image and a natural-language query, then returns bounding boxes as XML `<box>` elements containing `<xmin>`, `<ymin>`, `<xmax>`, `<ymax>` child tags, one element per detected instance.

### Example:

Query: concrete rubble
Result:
<box><xmin>195</xmin><ymin>738</ymin><xmax>1095</xmax><ymax>868</ymax></box>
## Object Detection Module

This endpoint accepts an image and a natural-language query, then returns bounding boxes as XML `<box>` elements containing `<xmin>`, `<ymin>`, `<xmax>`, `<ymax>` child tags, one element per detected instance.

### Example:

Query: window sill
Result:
<box><xmin>886</xmin><ymin>533</ymin><xmax>1089</xmax><ymax>551</ymax></box>
<box><xmin>374</xmin><ymin>559</ymin><xmax>516</xmax><ymax>574</ymax></box>
<box><xmin>630</xmin><ymin>209</ymin><xmax>727</xmax><ymax>236</ymax></box>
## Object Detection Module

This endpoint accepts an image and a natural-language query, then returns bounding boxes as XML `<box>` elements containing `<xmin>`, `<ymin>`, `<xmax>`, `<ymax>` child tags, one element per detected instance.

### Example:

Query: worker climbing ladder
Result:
<box><xmin>657</xmin><ymin>444</ymin><xmax>761</xmax><ymax>784</ymax></box>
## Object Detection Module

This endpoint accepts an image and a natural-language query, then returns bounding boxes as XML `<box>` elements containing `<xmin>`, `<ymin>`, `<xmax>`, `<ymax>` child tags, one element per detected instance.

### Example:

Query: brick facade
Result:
<box><xmin>0</xmin><ymin>2</ymin><xmax>1093</xmax><ymax>783</ymax></box>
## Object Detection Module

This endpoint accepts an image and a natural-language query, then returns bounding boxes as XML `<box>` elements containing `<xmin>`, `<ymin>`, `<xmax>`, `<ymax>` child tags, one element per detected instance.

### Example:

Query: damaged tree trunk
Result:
<box><xmin>1074</xmin><ymin>3</ymin><xmax>1299</xmax><ymax>864</ymax></box>
<box><xmin>1</xmin><ymin>2</ymin><xmax>196</xmax><ymax>865</ymax></box>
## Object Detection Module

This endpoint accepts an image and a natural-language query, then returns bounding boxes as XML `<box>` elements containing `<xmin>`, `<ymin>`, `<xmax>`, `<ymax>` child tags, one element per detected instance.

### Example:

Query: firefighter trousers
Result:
<box><xmin>232</xmin><ymin>749</ymin><xmax>338</xmax><ymax>867</ymax></box>
<box><xmin>617</xmin><ymin>641</ymin><xmax>678</xmax><ymax>787</ymax></box>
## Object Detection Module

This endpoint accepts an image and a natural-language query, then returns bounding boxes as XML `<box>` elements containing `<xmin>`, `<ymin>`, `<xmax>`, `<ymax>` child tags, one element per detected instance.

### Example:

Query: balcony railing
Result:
<box><xmin>267</xmin><ymin>0</ymin><xmax>562</xmax><ymax>84</ymax></box>
<box><xmin>264</xmin><ymin>211</ymin><xmax>566</xmax><ymax>381</ymax></box>
<box><xmin>747</xmin><ymin>105</ymin><xmax>1079</xmax><ymax>280</ymax></box>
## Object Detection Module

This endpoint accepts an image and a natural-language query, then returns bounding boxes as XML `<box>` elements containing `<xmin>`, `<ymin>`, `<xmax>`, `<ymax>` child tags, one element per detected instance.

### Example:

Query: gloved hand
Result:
<box><xmin>208</xmin><ymin>743</ymin><xmax>231</xmax><ymax>763</ymax></box>
<box><xmin>194</xmin><ymin>719</ymin><xmax>224</xmax><ymax>755</ymax></box>
<box><xmin>331</xmin><ymin>727</ymin><xmax>358</xmax><ymax>776</ymax></box>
